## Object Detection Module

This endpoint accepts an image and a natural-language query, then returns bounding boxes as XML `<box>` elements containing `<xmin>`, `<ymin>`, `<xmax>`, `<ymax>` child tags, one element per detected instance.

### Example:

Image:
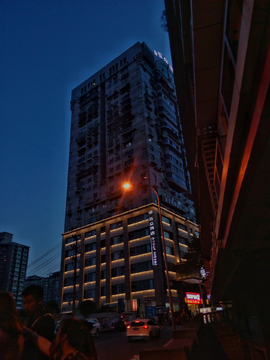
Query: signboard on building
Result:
<box><xmin>185</xmin><ymin>292</ymin><xmax>201</xmax><ymax>304</ymax></box>
<box><xmin>148</xmin><ymin>210</ymin><xmax>158</xmax><ymax>266</ymax></box>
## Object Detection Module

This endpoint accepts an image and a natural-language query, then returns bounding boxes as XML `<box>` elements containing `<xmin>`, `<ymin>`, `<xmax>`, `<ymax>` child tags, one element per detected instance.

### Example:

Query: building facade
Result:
<box><xmin>165</xmin><ymin>0</ymin><xmax>270</xmax><ymax>356</ymax></box>
<box><xmin>0</xmin><ymin>232</ymin><xmax>29</xmax><ymax>309</ymax></box>
<box><xmin>61</xmin><ymin>42</ymin><xmax>199</xmax><ymax>315</ymax></box>
<box><xmin>26</xmin><ymin>271</ymin><xmax>61</xmax><ymax>307</ymax></box>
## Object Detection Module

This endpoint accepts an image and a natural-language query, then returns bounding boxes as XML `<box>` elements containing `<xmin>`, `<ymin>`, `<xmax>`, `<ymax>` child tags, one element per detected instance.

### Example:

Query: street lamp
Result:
<box><xmin>123</xmin><ymin>182</ymin><xmax>175</xmax><ymax>331</ymax></box>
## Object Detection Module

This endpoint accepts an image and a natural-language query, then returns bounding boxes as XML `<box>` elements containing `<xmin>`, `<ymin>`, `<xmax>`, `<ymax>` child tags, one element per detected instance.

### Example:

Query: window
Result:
<box><xmin>110</xmin><ymin>235</ymin><xmax>123</xmax><ymax>245</ymax></box>
<box><xmin>65</xmin><ymin>237</ymin><xmax>75</xmax><ymax>245</ymax></box>
<box><xmin>85</xmin><ymin>230</ymin><xmax>96</xmax><ymax>237</ymax></box>
<box><xmin>178</xmin><ymin>224</ymin><xmax>187</xmax><ymax>232</ymax></box>
<box><xmin>85</xmin><ymin>243</ymin><xmax>96</xmax><ymax>252</ymax></box>
<box><xmin>178</xmin><ymin>236</ymin><xmax>188</xmax><ymax>245</ymax></box>
<box><xmin>166</xmin><ymin>246</ymin><xmax>174</xmax><ymax>255</ymax></box>
<box><xmin>63</xmin><ymin>292</ymin><xmax>78</xmax><ymax>301</ymax></box>
<box><xmin>111</xmin><ymin>250</ymin><xmax>124</xmax><ymax>260</ymax></box>
<box><xmin>131</xmin><ymin>279</ymin><xmax>154</xmax><ymax>292</ymax></box>
<box><xmin>85</xmin><ymin>257</ymin><xmax>96</xmax><ymax>266</ymax></box>
<box><xmin>84</xmin><ymin>289</ymin><xmax>95</xmax><ymax>299</ymax></box>
<box><xmin>111</xmin><ymin>266</ymin><xmax>124</xmax><ymax>277</ymax></box>
<box><xmin>130</xmin><ymin>261</ymin><xmax>152</xmax><ymax>274</ymax></box>
<box><xmin>101</xmin><ymin>287</ymin><xmax>106</xmax><ymax>296</ymax></box>
<box><xmin>112</xmin><ymin>283</ymin><xmax>125</xmax><ymax>295</ymax></box>
<box><xmin>130</xmin><ymin>244</ymin><xmax>151</xmax><ymax>256</ymax></box>
<box><xmin>128</xmin><ymin>213</ymin><xmax>148</xmax><ymax>225</ymax></box>
<box><xmin>163</xmin><ymin>231</ymin><xmax>172</xmax><ymax>239</ymax></box>
<box><xmin>65</xmin><ymin>249</ymin><xmax>75</xmax><ymax>258</ymax></box>
<box><xmin>129</xmin><ymin>228</ymin><xmax>149</xmax><ymax>240</ymax></box>
<box><xmin>162</xmin><ymin>216</ymin><xmax>171</xmax><ymax>225</ymax></box>
<box><xmin>85</xmin><ymin>272</ymin><xmax>96</xmax><ymax>282</ymax></box>
<box><xmin>65</xmin><ymin>262</ymin><xmax>80</xmax><ymax>271</ymax></box>
<box><xmin>110</xmin><ymin>221</ymin><xmax>123</xmax><ymax>230</ymax></box>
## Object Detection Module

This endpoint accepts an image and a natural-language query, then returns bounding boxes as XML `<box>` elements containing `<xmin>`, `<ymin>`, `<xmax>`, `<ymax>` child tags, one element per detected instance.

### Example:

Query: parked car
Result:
<box><xmin>111</xmin><ymin>316</ymin><xmax>128</xmax><ymax>332</ymax></box>
<box><xmin>126</xmin><ymin>318</ymin><xmax>160</xmax><ymax>341</ymax></box>
<box><xmin>87</xmin><ymin>318</ymin><xmax>101</xmax><ymax>337</ymax></box>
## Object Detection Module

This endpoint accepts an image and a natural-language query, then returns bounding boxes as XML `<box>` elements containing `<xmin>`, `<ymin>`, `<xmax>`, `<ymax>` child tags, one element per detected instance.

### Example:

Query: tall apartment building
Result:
<box><xmin>0</xmin><ymin>232</ymin><xmax>29</xmax><ymax>309</ymax></box>
<box><xmin>61</xmin><ymin>42</ymin><xmax>199</xmax><ymax>315</ymax></box>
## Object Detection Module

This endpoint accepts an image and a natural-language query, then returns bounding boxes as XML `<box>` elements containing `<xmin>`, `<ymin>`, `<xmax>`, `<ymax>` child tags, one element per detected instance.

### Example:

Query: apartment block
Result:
<box><xmin>0</xmin><ymin>232</ymin><xmax>29</xmax><ymax>309</ymax></box>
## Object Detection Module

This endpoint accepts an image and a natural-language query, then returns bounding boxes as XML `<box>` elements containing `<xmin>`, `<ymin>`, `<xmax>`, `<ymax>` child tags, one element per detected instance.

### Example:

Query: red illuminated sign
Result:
<box><xmin>186</xmin><ymin>292</ymin><xmax>201</xmax><ymax>304</ymax></box>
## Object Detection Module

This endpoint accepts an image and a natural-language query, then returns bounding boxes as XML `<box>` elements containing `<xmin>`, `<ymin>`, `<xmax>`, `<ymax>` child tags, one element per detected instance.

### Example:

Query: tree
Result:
<box><xmin>160</xmin><ymin>10</ymin><xmax>168</xmax><ymax>32</ymax></box>
<box><xmin>78</xmin><ymin>300</ymin><xmax>97</xmax><ymax>318</ymax></box>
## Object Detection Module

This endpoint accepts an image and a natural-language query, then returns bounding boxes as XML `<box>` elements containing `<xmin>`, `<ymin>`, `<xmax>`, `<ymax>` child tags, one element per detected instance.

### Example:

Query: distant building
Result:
<box><xmin>25</xmin><ymin>271</ymin><xmax>61</xmax><ymax>307</ymax></box>
<box><xmin>60</xmin><ymin>42</ymin><xmax>199</xmax><ymax>315</ymax></box>
<box><xmin>0</xmin><ymin>232</ymin><xmax>29</xmax><ymax>309</ymax></box>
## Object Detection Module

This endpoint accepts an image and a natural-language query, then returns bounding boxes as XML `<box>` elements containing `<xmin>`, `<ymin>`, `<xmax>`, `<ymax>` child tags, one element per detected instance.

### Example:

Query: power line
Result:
<box><xmin>27</xmin><ymin>253</ymin><xmax>61</xmax><ymax>276</ymax></box>
<box><xmin>28</xmin><ymin>242</ymin><xmax>62</xmax><ymax>268</ymax></box>
<box><xmin>40</xmin><ymin>263</ymin><xmax>60</xmax><ymax>277</ymax></box>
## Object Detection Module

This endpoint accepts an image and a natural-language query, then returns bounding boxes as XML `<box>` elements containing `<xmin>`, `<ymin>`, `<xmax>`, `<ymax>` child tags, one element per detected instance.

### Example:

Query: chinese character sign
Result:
<box><xmin>185</xmin><ymin>292</ymin><xmax>201</xmax><ymax>304</ymax></box>
<box><xmin>148</xmin><ymin>210</ymin><xmax>157</xmax><ymax>266</ymax></box>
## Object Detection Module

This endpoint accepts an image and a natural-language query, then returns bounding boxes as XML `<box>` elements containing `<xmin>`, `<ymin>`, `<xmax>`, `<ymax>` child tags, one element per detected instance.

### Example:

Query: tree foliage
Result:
<box><xmin>160</xmin><ymin>10</ymin><xmax>168</xmax><ymax>32</ymax></box>
<box><xmin>78</xmin><ymin>300</ymin><xmax>97</xmax><ymax>318</ymax></box>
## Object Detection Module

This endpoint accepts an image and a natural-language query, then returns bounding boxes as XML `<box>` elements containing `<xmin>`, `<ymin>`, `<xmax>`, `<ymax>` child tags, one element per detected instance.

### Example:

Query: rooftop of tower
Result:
<box><xmin>71</xmin><ymin>42</ymin><xmax>174</xmax><ymax>100</ymax></box>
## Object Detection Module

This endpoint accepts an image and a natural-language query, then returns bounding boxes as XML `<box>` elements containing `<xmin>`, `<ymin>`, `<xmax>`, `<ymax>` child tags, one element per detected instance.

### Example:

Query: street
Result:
<box><xmin>94</xmin><ymin>326</ymin><xmax>172</xmax><ymax>360</ymax></box>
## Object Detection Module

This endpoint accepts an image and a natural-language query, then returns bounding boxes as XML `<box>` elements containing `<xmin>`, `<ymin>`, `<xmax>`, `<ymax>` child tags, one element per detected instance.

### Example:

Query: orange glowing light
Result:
<box><xmin>123</xmin><ymin>182</ymin><xmax>131</xmax><ymax>190</ymax></box>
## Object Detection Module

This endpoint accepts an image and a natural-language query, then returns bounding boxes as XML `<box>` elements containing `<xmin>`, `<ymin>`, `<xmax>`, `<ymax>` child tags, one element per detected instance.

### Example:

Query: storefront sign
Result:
<box><xmin>185</xmin><ymin>292</ymin><xmax>201</xmax><ymax>304</ymax></box>
<box><xmin>148</xmin><ymin>210</ymin><xmax>158</xmax><ymax>266</ymax></box>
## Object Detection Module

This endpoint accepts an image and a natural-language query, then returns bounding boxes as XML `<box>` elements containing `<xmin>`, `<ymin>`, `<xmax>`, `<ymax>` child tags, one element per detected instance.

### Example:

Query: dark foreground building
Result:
<box><xmin>165</xmin><ymin>0</ymin><xmax>270</xmax><ymax>356</ymax></box>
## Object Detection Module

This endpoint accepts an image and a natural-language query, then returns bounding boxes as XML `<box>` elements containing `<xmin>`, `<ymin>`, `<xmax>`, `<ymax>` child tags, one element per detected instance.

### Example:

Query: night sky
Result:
<box><xmin>0</xmin><ymin>0</ymin><xmax>171</xmax><ymax>276</ymax></box>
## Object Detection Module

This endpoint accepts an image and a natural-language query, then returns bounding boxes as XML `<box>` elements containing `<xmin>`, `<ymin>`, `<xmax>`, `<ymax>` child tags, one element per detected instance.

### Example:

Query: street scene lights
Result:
<box><xmin>122</xmin><ymin>182</ymin><xmax>175</xmax><ymax>331</ymax></box>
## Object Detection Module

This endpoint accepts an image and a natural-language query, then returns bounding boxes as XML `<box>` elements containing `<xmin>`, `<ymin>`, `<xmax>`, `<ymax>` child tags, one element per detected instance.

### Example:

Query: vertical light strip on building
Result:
<box><xmin>148</xmin><ymin>210</ymin><xmax>157</xmax><ymax>266</ymax></box>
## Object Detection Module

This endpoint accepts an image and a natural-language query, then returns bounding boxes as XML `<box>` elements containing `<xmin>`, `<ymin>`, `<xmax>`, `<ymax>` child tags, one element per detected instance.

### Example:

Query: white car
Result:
<box><xmin>87</xmin><ymin>318</ymin><xmax>101</xmax><ymax>337</ymax></box>
<box><xmin>126</xmin><ymin>318</ymin><xmax>160</xmax><ymax>341</ymax></box>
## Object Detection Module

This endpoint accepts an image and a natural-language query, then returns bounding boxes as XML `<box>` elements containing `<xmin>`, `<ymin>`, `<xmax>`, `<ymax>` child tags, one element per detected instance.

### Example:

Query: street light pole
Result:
<box><xmin>123</xmin><ymin>182</ymin><xmax>175</xmax><ymax>331</ymax></box>
<box><xmin>150</xmin><ymin>186</ymin><xmax>175</xmax><ymax>331</ymax></box>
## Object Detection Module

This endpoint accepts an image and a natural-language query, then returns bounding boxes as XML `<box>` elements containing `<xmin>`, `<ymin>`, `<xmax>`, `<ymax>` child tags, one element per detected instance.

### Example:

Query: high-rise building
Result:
<box><xmin>60</xmin><ymin>42</ymin><xmax>199</xmax><ymax>315</ymax></box>
<box><xmin>0</xmin><ymin>232</ymin><xmax>29</xmax><ymax>309</ymax></box>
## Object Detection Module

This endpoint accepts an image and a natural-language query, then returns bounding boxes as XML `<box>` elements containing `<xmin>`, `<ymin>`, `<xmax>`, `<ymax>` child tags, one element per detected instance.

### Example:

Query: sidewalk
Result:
<box><xmin>189</xmin><ymin>322</ymin><xmax>250</xmax><ymax>360</ymax></box>
<box><xmin>139</xmin><ymin>320</ymin><xmax>251</xmax><ymax>360</ymax></box>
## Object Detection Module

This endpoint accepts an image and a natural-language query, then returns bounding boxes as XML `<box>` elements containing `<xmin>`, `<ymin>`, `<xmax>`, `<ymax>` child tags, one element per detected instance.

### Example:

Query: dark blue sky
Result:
<box><xmin>0</xmin><ymin>0</ymin><xmax>171</xmax><ymax>276</ymax></box>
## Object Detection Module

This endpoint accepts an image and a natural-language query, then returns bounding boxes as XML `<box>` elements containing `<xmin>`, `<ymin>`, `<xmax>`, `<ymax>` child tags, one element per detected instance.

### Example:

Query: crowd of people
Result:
<box><xmin>0</xmin><ymin>285</ymin><xmax>97</xmax><ymax>360</ymax></box>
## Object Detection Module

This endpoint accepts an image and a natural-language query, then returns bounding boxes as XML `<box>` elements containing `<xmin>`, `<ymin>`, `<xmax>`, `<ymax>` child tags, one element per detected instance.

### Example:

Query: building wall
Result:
<box><xmin>25</xmin><ymin>271</ymin><xmax>61</xmax><ymax>306</ymax></box>
<box><xmin>0</xmin><ymin>232</ymin><xmax>29</xmax><ymax>309</ymax></box>
<box><xmin>164</xmin><ymin>0</ymin><xmax>270</xmax><ymax>356</ymax></box>
<box><xmin>61</xmin><ymin>204</ymin><xmax>199</xmax><ymax>314</ymax></box>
